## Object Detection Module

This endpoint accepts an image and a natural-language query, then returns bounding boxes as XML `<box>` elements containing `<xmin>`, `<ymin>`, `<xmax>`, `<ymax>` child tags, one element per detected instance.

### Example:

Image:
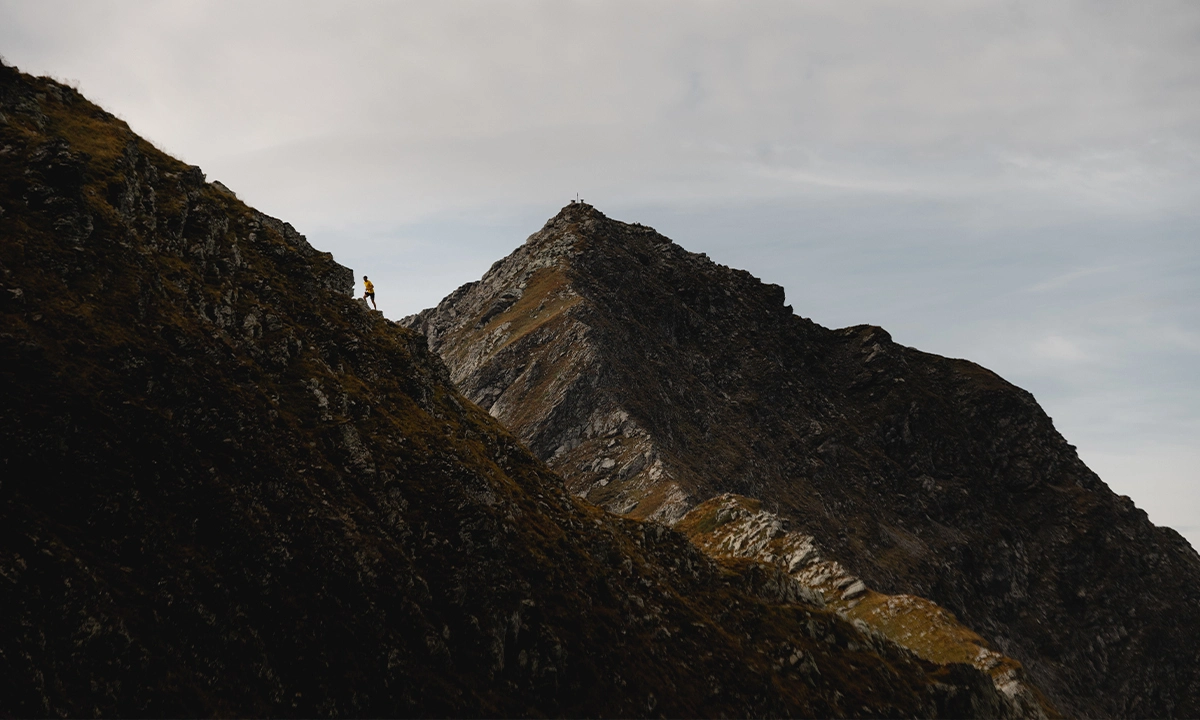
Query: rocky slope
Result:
<box><xmin>676</xmin><ymin>495</ymin><xmax>1053</xmax><ymax>719</ymax></box>
<box><xmin>405</xmin><ymin>201</ymin><xmax>1200</xmax><ymax>717</ymax></box>
<box><xmin>0</xmin><ymin>62</ymin><xmax>1029</xmax><ymax>717</ymax></box>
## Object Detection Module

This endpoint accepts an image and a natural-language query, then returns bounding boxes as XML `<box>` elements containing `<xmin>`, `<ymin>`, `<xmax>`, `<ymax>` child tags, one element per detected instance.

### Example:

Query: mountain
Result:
<box><xmin>404</xmin><ymin>201</ymin><xmax>1200</xmax><ymax>718</ymax></box>
<box><xmin>0</xmin><ymin>61</ymin><xmax>1038</xmax><ymax>717</ymax></box>
<box><xmin>675</xmin><ymin>494</ymin><xmax>1050</xmax><ymax>717</ymax></box>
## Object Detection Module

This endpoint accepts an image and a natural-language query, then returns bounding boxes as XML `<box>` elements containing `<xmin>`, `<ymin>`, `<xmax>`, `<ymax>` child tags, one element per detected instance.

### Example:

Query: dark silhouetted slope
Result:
<box><xmin>0</xmin><ymin>62</ymin><xmax>1035</xmax><ymax>717</ymax></box>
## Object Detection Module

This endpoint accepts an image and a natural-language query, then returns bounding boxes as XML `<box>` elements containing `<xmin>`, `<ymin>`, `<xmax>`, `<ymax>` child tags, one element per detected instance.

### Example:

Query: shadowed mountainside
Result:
<box><xmin>405</xmin><ymin>201</ymin><xmax>1200</xmax><ymax>718</ymax></box>
<box><xmin>0</xmin><ymin>62</ymin><xmax>1035</xmax><ymax>717</ymax></box>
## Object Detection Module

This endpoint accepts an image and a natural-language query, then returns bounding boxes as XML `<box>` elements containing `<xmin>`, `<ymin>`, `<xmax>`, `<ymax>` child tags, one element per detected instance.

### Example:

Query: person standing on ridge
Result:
<box><xmin>362</xmin><ymin>275</ymin><xmax>376</xmax><ymax>310</ymax></box>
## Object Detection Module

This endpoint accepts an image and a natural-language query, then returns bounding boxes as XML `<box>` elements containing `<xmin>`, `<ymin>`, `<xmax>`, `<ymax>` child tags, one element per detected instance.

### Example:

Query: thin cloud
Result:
<box><xmin>1</xmin><ymin>0</ymin><xmax>1197</xmax><ymax>546</ymax></box>
<box><xmin>1023</xmin><ymin>264</ymin><xmax>1124</xmax><ymax>294</ymax></box>
<box><xmin>1032</xmin><ymin>334</ymin><xmax>1092</xmax><ymax>365</ymax></box>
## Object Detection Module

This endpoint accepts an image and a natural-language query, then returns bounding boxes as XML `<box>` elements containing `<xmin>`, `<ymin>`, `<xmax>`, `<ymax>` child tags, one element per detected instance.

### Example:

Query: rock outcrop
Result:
<box><xmin>406</xmin><ymin>201</ymin><xmax>1200</xmax><ymax>718</ymax></box>
<box><xmin>0</xmin><ymin>62</ymin><xmax>1027</xmax><ymax>717</ymax></box>
<box><xmin>677</xmin><ymin>495</ymin><xmax>1053</xmax><ymax>719</ymax></box>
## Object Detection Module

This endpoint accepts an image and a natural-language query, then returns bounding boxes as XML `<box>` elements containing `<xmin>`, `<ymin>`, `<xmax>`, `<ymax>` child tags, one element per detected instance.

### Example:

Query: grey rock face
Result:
<box><xmin>408</xmin><ymin>202</ymin><xmax>1200</xmax><ymax>718</ymax></box>
<box><xmin>678</xmin><ymin>494</ymin><xmax>1049</xmax><ymax>720</ymax></box>
<box><xmin>405</xmin><ymin>207</ymin><xmax>698</xmax><ymax>524</ymax></box>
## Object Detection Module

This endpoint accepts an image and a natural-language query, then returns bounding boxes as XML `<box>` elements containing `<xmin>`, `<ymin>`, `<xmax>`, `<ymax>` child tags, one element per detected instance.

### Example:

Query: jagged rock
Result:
<box><xmin>678</xmin><ymin>494</ymin><xmax>1052</xmax><ymax>719</ymax></box>
<box><xmin>0</xmin><ymin>61</ymin><xmax>1020</xmax><ymax>717</ymax></box>
<box><xmin>408</xmin><ymin>201</ymin><xmax>1200</xmax><ymax>718</ymax></box>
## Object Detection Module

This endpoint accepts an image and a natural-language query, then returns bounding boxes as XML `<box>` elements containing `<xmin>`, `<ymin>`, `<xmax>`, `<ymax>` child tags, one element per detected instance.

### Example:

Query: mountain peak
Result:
<box><xmin>535</xmin><ymin>200</ymin><xmax>604</xmax><ymax>238</ymax></box>
<box><xmin>532</xmin><ymin>201</ymin><xmax>672</xmax><ymax>251</ymax></box>
<box><xmin>409</xmin><ymin>205</ymin><xmax>1200</xmax><ymax>718</ymax></box>
<box><xmin>554</xmin><ymin>199</ymin><xmax>602</xmax><ymax>217</ymax></box>
<box><xmin>3</xmin><ymin>64</ymin><xmax>1046</xmax><ymax>716</ymax></box>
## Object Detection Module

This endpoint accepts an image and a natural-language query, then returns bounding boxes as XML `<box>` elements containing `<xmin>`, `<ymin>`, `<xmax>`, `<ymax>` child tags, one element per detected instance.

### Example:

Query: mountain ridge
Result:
<box><xmin>406</xmin><ymin>201</ymin><xmax>1200</xmax><ymax>718</ymax></box>
<box><xmin>0</xmin><ymin>60</ymin><xmax>1035</xmax><ymax>717</ymax></box>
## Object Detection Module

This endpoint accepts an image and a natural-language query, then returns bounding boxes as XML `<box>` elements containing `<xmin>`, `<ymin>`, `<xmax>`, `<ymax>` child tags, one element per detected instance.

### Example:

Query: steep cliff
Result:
<box><xmin>406</xmin><ymin>201</ymin><xmax>1200</xmax><ymax>718</ymax></box>
<box><xmin>0</xmin><ymin>62</ymin><xmax>1029</xmax><ymax>717</ymax></box>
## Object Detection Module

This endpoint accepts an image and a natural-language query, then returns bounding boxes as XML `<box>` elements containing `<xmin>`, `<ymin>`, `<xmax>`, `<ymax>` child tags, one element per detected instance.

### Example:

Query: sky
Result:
<box><xmin>2</xmin><ymin>0</ymin><xmax>1198</xmax><ymax>549</ymax></box>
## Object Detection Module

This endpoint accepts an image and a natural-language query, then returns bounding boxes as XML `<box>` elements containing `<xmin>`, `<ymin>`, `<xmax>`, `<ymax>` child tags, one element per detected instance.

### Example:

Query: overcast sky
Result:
<box><xmin>3</xmin><ymin>0</ymin><xmax>1198</xmax><ymax>549</ymax></box>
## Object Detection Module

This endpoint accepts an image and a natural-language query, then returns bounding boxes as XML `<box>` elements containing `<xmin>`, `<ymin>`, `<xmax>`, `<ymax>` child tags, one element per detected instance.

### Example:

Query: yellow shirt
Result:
<box><xmin>364</xmin><ymin>280</ymin><xmax>374</xmax><ymax>294</ymax></box>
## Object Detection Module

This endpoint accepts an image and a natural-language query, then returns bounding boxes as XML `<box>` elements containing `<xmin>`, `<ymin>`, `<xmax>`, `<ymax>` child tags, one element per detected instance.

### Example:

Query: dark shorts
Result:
<box><xmin>365</xmin><ymin>292</ymin><xmax>375</xmax><ymax>300</ymax></box>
